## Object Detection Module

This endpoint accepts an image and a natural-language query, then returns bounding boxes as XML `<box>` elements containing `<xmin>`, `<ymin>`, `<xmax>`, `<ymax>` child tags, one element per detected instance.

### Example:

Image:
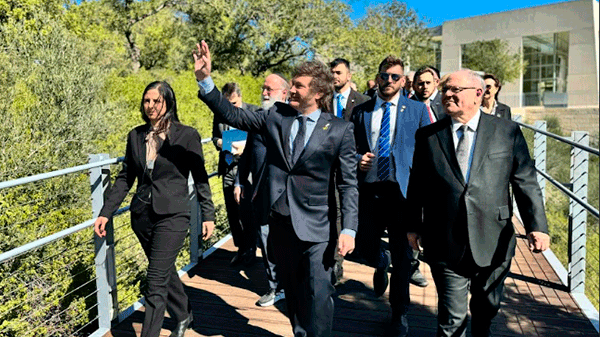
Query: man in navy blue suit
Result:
<box><xmin>194</xmin><ymin>41</ymin><xmax>358</xmax><ymax>337</ymax></box>
<box><xmin>351</xmin><ymin>56</ymin><xmax>430</xmax><ymax>337</ymax></box>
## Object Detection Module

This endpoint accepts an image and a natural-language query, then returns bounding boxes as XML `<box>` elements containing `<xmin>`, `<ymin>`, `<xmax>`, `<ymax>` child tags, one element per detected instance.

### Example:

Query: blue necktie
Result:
<box><xmin>378</xmin><ymin>102</ymin><xmax>391</xmax><ymax>181</ymax></box>
<box><xmin>291</xmin><ymin>116</ymin><xmax>307</xmax><ymax>165</ymax></box>
<box><xmin>336</xmin><ymin>94</ymin><xmax>344</xmax><ymax>118</ymax></box>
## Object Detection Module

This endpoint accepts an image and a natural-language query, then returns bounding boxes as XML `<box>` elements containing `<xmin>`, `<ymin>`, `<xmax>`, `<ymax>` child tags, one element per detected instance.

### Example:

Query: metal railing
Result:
<box><xmin>0</xmin><ymin>139</ymin><xmax>220</xmax><ymax>337</ymax></box>
<box><xmin>513</xmin><ymin>115</ymin><xmax>599</xmax><ymax>331</ymax></box>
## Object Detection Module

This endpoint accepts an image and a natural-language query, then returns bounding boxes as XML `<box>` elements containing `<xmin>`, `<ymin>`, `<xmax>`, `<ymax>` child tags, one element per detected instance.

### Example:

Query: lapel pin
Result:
<box><xmin>323</xmin><ymin>123</ymin><xmax>330</xmax><ymax>131</ymax></box>
<box><xmin>400</xmin><ymin>105</ymin><xmax>406</xmax><ymax>113</ymax></box>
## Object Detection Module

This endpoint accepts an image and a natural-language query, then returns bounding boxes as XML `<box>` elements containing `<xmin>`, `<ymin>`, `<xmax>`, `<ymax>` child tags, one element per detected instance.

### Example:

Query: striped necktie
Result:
<box><xmin>456</xmin><ymin>125</ymin><xmax>469</xmax><ymax>180</ymax></box>
<box><xmin>377</xmin><ymin>102</ymin><xmax>391</xmax><ymax>181</ymax></box>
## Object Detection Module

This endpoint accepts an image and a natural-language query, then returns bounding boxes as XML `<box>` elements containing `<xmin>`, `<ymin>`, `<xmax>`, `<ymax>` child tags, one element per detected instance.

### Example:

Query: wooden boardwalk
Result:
<box><xmin>105</xmin><ymin>220</ymin><xmax>598</xmax><ymax>337</ymax></box>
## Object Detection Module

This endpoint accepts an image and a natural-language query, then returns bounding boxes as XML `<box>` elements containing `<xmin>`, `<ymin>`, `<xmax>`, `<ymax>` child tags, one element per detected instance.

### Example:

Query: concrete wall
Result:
<box><xmin>514</xmin><ymin>107</ymin><xmax>599</xmax><ymax>140</ymax></box>
<box><xmin>440</xmin><ymin>0</ymin><xmax>599</xmax><ymax>108</ymax></box>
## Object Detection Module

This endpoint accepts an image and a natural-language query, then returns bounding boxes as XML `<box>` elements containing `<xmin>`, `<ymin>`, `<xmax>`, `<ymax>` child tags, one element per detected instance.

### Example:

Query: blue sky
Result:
<box><xmin>343</xmin><ymin>0</ymin><xmax>571</xmax><ymax>27</ymax></box>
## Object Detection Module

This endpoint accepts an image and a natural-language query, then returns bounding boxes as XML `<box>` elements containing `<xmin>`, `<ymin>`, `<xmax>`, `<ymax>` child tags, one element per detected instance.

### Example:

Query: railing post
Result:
<box><xmin>568</xmin><ymin>132</ymin><xmax>589</xmax><ymax>293</ymax></box>
<box><xmin>89</xmin><ymin>154</ymin><xmax>119</xmax><ymax>329</ymax></box>
<box><xmin>188</xmin><ymin>175</ymin><xmax>203</xmax><ymax>264</ymax></box>
<box><xmin>534</xmin><ymin>121</ymin><xmax>547</xmax><ymax>201</ymax></box>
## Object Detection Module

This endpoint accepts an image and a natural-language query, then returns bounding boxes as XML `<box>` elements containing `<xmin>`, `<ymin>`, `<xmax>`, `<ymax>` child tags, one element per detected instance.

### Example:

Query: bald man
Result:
<box><xmin>406</xmin><ymin>70</ymin><xmax>549</xmax><ymax>337</ymax></box>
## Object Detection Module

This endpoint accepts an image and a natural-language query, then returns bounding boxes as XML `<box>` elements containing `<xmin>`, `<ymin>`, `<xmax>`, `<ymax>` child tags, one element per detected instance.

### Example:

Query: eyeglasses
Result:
<box><xmin>379</xmin><ymin>72</ymin><xmax>402</xmax><ymax>82</ymax></box>
<box><xmin>441</xmin><ymin>86</ymin><xmax>479</xmax><ymax>94</ymax></box>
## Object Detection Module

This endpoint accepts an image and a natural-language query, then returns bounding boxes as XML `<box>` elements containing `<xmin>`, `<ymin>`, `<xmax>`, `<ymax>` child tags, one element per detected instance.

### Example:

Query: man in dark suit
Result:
<box><xmin>482</xmin><ymin>73</ymin><xmax>512</xmax><ymax>120</ymax></box>
<box><xmin>234</xmin><ymin>73</ymin><xmax>290</xmax><ymax>307</ymax></box>
<box><xmin>194</xmin><ymin>41</ymin><xmax>358</xmax><ymax>337</ymax></box>
<box><xmin>406</xmin><ymin>70</ymin><xmax>550</xmax><ymax>337</ymax></box>
<box><xmin>351</xmin><ymin>56</ymin><xmax>430</xmax><ymax>337</ymax></box>
<box><xmin>412</xmin><ymin>66</ymin><xmax>447</xmax><ymax>123</ymax></box>
<box><xmin>329</xmin><ymin>58</ymin><xmax>369</xmax><ymax>285</ymax></box>
<box><xmin>364</xmin><ymin>79</ymin><xmax>378</xmax><ymax>98</ymax></box>
<box><xmin>212</xmin><ymin>83</ymin><xmax>259</xmax><ymax>267</ymax></box>
<box><xmin>330</xmin><ymin>58</ymin><xmax>370</xmax><ymax>121</ymax></box>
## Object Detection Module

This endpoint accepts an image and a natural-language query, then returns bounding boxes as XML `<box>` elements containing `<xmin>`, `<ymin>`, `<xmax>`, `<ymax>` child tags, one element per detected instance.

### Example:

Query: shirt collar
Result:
<box><xmin>375</xmin><ymin>92</ymin><xmax>401</xmax><ymax>109</ymax></box>
<box><xmin>299</xmin><ymin>108</ymin><xmax>321</xmax><ymax>123</ymax></box>
<box><xmin>337</xmin><ymin>87</ymin><xmax>351</xmax><ymax>100</ymax></box>
<box><xmin>452</xmin><ymin>109</ymin><xmax>481</xmax><ymax>133</ymax></box>
<box><xmin>428</xmin><ymin>89</ymin><xmax>439</xmax><ymax>102</ymax></box>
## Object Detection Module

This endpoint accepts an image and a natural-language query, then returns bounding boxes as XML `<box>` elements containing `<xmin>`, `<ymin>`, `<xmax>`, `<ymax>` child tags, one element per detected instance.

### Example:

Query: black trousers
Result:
<box><xmin>131</xmin><ymin>207</ymin><xmax>190</xmax><ymax>337</ymax></box>
<box><xmin>356</xmin><ymin>181</ymin><xmax>413</xmax><ymax>315</ymax></box>
<box><xmin>270</xmin><ymin>214</ymin><xmax>335</xmax><ymax>337</ymax></box>
<box><xmin>429</xmin><ymin>248</ymin><xmax>512</xmax><ymax>337</ymax></box>
<box><xmin>223</xmin><ymin>165</ymin><xmax>256</xmax><ymax>252</ymax></box>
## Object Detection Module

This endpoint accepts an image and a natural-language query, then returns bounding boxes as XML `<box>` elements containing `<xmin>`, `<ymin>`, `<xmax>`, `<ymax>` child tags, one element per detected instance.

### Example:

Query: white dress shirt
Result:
<box><xmin>370</xmin><ymin>93</ymin><xmax>400</xmax><ymax>156</ymax></box>
<box><xmin>451</xmin><ymin>109</ymin><xmax>481</xmax><ymax>157</ymax></box>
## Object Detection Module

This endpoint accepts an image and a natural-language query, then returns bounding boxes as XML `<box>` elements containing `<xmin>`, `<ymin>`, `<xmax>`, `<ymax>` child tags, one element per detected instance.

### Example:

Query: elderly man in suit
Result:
<box><xmin>194</xmin><ymin>41</ymin><xmax>358</xmax><ymax>337</ymax></box>
<box><xmin>212</xmin><ymin>83</ymin><xmax>259</xmax><ymax>267</ymax></box>
<box><xmin>351</xmin><ymin>55</ymin><xmax>430</xmax><ymax>337</ymax></box>
<box><xmin>406</xmin><ymin>70</ymin><xmax>549</xmax><ymax>337</ymax></box>
<box><xmin>234</xmin><ymin>73</ymin><xmax>290</xmax><ymax>307</ymax></box>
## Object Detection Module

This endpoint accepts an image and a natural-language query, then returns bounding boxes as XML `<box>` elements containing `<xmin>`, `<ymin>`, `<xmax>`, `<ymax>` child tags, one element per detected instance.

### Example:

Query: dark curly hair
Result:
<box><xmin>292</xmin><ymin>61</ymin><xmax>334</xmax><ymax>112</ymax></box>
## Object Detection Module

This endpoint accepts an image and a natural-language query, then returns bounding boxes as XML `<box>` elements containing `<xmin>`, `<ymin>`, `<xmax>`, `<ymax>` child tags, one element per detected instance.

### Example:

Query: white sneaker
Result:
<box><xmin>256</xmin><ymin>288</ymin><xmax>285</xmax><ymax>307</ymax></box>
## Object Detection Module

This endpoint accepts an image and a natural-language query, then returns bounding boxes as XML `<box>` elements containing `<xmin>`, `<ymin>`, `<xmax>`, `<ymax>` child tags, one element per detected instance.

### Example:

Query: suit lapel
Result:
<box><xmin>293</xmin><ymin>113</ymin><xmax>331</xmax><ymax>168</ymax></box>
<box><xmin>436</xmin><ymin>117</ymin><xmax>466</xmax><ymax>186</ymax></box>
<box><xmin>431</xmin><ymin>95</ymin><xmax>443</xmax><ymax>119</ymax></box>
<box><xmin>344</xmin><ymin>90</ymin><xmax>357</xmax><ymax>120</ymax></box>
<box><xmin>362</xmin><ymin>98</ymin><xmax>377</xmax><ymax>151</ymax></box>
<box><xmin>468</xmin><ymin>114</ymin><xmax>496</xmax><ymax>182</ymax></box>
<box><xmin>281</xmin><ymin>115</ymin><xmax>294</xmax><ymax>170</ymax></box>
<box><xmin>137</xmin><ymin>125</ymin><xmax>149</xmax><ymax>168</ymax></box>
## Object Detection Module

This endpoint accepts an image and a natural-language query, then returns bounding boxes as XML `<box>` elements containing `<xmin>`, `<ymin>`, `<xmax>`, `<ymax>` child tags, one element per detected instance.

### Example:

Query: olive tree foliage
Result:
<box><xmin>461</xmin><ymin>39</ymin><xmax>524</xmax><ymax>84</ymax></box>
<box><xmin>316</xmin><ymin>0</ymin><xmax>433</xmax><ymax>89</ymax></box>
<box><xmin>185</xmin><ymin>0</ymin><xmax>351</xmax><ymax>76</ymax></box>
<box><xmin>0</xmin><ymin>18</ymin><xmax>126</xmax><ymax>336</ymax></box>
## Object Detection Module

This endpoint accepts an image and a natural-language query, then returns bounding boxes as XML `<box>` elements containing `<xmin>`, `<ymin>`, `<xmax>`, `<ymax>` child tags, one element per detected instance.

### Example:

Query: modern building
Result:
<box><xmin>431</xmin><ymin>0</ymin><xmax>599</xmax><ymax>109</ymax></box>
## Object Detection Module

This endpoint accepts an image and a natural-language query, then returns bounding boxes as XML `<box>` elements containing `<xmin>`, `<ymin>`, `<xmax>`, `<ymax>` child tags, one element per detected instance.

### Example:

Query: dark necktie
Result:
<box><xmin>456</xmin><ymin>125</ymin><xmax>469</xmax><ymax>179</ymax></box>
<box><xmin>291</xmin><ymin>116</ymin><xmax>307</xmax><ymax>165</ymax></box>
<box><xmin>377</xmin><ymin>102</ymin><xmax>391</xmax><ymax>180</ymax></box>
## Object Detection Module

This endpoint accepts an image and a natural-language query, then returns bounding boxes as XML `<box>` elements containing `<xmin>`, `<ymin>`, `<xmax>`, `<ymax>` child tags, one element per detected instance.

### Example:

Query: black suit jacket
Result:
<box><xmin>406</xmin><ymin>113</ymin><xmax>548</xmax><ymax>267</ymax></box>
<box><xmin>200</xmin><ymin>87</ymin><xmax>359</xmax><ymax>243</ymax></box>
<box><xmin>411</xmin><ymin>92</ymin><xmax>447</xmax><ymax>121</ymax></box>
<box><xmin>496</xmin><ymin>102</ymin><xmax>512</xmax><ymax>120</ymax></box>
<box><xmin>100</xmin><ymin>122</ymin><xmax>215</xmax><ymax>221</ymax></box>
<box><xmin>212</xmin><ymin>102</ymin><xmax>259</xmax><ymax>175</ymax></box>
<box><xmin>330</xmin><ymin>89</ymin><xmax>370</xmax><ymax>121</ymax></box>
<box><xmin>236</xmin><ymin>131</ymin><xmax>269</xmax><ymax>225</ymax></box>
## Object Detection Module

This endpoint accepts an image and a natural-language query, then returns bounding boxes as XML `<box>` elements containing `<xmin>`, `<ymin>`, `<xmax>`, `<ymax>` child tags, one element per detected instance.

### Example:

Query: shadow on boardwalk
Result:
<box><xmin>106</xmin><ymin>224</ymin><xmax>598</xmax><ymax>336</ymax></box>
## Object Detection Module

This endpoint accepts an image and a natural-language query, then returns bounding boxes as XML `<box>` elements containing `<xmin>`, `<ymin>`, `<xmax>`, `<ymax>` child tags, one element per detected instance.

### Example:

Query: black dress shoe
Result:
<box><xmin>373</xmin><ymin>250</ymin><xmax>391</xmax><ymax>297</ymax></box>
<box><xmin>410</xmin><ymin>268</ymin><xmax>429</xmax><ymax>287</ymax></box>
<box><xmin>170</xmin><ymin>314</ymin><xmax>193</xmax><ymax>337</ymax></box>
<box><xmin>387</xmin><ymin>313</ymin><xmax>409</xmax><ymax>337</ymax></box>
<box><xmin>332</xmin><ymin>259</ymin><xmax>344</xmax><ymax>286</ymax></box>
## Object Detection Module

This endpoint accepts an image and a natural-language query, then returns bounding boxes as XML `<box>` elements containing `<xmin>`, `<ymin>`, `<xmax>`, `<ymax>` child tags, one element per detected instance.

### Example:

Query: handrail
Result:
<box><xmin>0</xmin><ymin>157</ymin><xmax>124</xmax><ymax>191</ymax></box>
<box><xmin>514</xmin><ymin>120</ymin><xmax>599</xmax><ymax>156</ymax></box>
<box><xmin>0</xmin><ymin>138</ymin><xmax>215</xmax><ymax>192</ymax></box>
<box><xmin>536</xmin><ymin>168</ymin><xmax>599</xmax><ymax>219</ymax></box>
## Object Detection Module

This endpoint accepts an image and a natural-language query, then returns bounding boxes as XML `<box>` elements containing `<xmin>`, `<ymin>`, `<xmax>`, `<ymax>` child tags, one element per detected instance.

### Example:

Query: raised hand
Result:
<box><xmin>193</xmin><ymin>40</ymin><xmax>212</xmax><ymax>81</ymax></box>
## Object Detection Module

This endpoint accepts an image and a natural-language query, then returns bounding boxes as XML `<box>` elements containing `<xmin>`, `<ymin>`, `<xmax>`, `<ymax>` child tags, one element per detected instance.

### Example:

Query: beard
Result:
<box><xmin>261</xmin><ymin>92</ymin><xmax>285</xmax><ymax>109</ymax></box>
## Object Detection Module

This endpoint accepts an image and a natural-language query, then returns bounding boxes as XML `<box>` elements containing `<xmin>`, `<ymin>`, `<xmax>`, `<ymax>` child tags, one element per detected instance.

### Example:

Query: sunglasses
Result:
<box><xmin>379</xmin><ymin>72</ymin><xmax>402</xmax><ymax>82</ymax></box>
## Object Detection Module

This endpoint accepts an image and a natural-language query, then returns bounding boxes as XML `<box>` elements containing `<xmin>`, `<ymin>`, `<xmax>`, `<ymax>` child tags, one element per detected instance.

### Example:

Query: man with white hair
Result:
<box><xmin>234</xmin><ymin>73</ymin><xmax>290</xmax><ymax>307</ymax></box>
<box><xmin>405</xmin><ymin>70</ymin><xmax>550</xmax><ymax>337</ymax></box>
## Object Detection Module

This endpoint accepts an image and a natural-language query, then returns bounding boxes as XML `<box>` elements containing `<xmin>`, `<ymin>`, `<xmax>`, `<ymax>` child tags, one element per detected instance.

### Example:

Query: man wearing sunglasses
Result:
<box><xmin>350</xmin><ymin>56</ymin><xmax>431</xmax><ymax>337</ymax></box>
<box><xmin>406</xmin><ymin>70</ymin><xmax>549</xmax><ymax>337</ymax></box>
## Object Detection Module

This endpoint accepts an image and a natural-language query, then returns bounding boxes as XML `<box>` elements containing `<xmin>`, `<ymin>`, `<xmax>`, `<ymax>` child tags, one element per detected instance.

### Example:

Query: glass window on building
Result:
<box><xmin>522</xmin><ymin>32</ymin><xmax>569</xmax><ymax>107</ymax></box>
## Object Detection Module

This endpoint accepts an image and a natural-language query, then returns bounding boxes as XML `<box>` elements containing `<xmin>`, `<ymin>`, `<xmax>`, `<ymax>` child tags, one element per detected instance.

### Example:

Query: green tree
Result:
<box><xmin>461</xmin><ymin>39</ymin><xmax>525</xmax><ymax>84</ymax></box>
<box><xmin>185</xmin><ymin>0</ymin><xmax>351</xmax><ymax>76</ymax></box>
<box><xmin>316</xmin><ymin>0</ymin><xmax>433</xmax><ymax>89</ymax></box>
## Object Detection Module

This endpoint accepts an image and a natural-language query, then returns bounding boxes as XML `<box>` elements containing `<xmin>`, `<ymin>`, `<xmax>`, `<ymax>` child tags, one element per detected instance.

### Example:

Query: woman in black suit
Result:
<box><xmin>482</xmin><ymin>73</ymin><xmax>512</xmax><ymax>120</ymax></box>
<box><xmin>94</xmin><ymin>81</ymin><xmax>215</xmax><ymax>337</ymax></box>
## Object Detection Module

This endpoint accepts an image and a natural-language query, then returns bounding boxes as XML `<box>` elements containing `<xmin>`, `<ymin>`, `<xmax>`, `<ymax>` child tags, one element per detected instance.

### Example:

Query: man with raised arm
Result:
<box><xmin>193</xmin><ymin>41</ymin><xmax>359</xmax><ymax>337</ymax></box>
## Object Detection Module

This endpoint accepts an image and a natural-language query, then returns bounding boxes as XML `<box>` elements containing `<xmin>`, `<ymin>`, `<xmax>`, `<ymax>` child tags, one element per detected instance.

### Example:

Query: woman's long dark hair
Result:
<box><xmin>140</xmin><ymin>81</ymin><xmax>180</xmax><ymax>133</ymax></box>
